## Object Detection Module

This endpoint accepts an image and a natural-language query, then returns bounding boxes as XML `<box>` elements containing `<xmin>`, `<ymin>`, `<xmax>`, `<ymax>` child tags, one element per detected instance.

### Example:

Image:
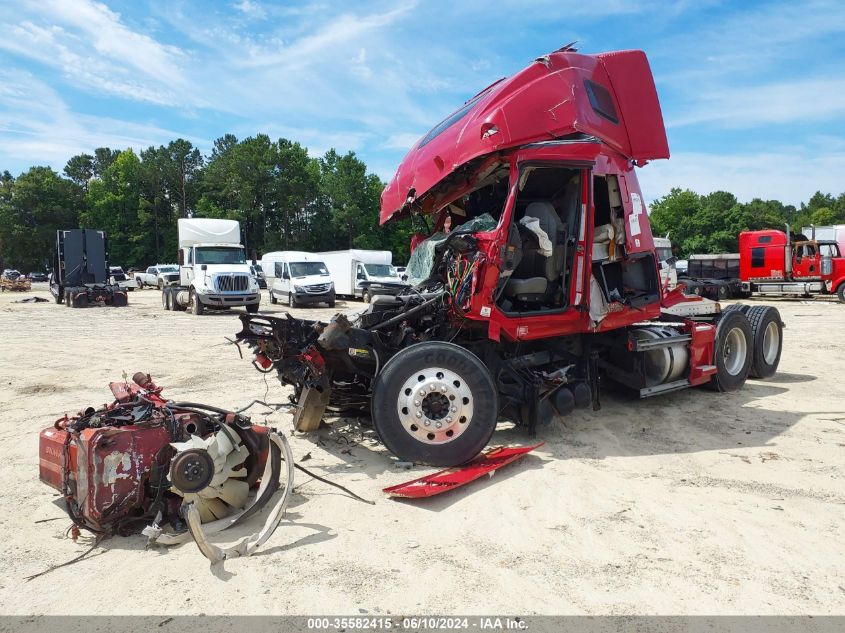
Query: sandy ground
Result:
<box><xmin>0</xmin><ymin>284</ymin><xmax>843</xmax><ymax>616</ymax></box>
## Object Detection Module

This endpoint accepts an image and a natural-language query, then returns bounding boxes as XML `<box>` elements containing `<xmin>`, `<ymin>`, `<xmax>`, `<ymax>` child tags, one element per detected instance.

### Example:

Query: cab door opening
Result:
<box><xmin>497</xmin><ymin>166</ymin><xmax>581</xmax><ymax>314</ymax></box>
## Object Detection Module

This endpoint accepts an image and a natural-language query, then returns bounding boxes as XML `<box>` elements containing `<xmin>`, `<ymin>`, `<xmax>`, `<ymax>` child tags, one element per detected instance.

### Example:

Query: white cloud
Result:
<box><xmin>0</xmin><ymin>69</ymin><xmax>206</xmax><ymax>172</ymax></box>
<box><xmin>232</xmin><ymin>0</ymin><xmax>266</xmax><ymax>19</ymax></box>
<box><xmin>0</xmin><ymin>0</ymin><xmax>192</xmax><ymax>106</ymax></box>
<box><xmin>637</xmin><ymin>150</ymin><xmax>845</xmax><ymax>206</ymax></box>
<box><xmin>236</xmin><ymin>4</ymin><xmax>416</xmax><ymax>70</ymax></box>
<box><xmin>382</xmin><ymin>132</ymin><xmax>423</xmax><ymax>151</ymax></box>
<box><xmin>669</xmin><ymin>78</ymin><xmax>845</xmax><ymax>128</ymax></box>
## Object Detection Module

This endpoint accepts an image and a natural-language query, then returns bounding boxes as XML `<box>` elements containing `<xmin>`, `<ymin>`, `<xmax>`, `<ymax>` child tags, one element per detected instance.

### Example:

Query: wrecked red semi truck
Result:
<box><xmin>236</xmin><ymin>46</ymin><xmax>785</xmax><ymax>466</ymax></box>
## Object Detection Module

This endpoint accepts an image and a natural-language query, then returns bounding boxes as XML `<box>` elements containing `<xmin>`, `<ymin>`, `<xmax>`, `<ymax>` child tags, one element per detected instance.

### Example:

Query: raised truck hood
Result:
<box><xmin>380</xmin><ymin>48</ymin><xmax>669</xmax><ymax>224</ymax></box>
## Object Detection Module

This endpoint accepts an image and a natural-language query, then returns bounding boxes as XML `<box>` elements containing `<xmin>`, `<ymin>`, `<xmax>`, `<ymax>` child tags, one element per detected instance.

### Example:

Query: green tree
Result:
<box><xmin>93</xmin><ymin>148</ymin><xmax>120</xmax><ymax>177</ymax></box>
<box><xmin>318</xmin><ymin>149</ymin><xmax>386</xmax><ymax>251</ymax></box>
<box><xmin>197</xmin><ymin>134</ymin><xmax>277</xmax><ymax>258</ymax></box>
<box><xmin>163</xmin><ymin>139</ymin><xmax>204</xmax><ymax>219</ymax></box>
<box><xmin>0</xmin><ymin>167</ymin><xmax>80</xmax><ymax>272</ymax></box>
<box><xmin>63</xmin><ymin>153</ymin><xmax>94</xmax><ymax>192</ymax></box>
<box><xmin>84</xmin><ymin>149</ymin><xmax>151</xmax><ymax>266</ymax></box>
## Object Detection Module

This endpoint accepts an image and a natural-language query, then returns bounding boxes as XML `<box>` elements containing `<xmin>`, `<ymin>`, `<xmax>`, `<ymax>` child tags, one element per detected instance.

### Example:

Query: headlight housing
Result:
<box><xmin>293</xmin><ymin>285</ymin><xmax>304</xmax><ymax>292</ymax></box>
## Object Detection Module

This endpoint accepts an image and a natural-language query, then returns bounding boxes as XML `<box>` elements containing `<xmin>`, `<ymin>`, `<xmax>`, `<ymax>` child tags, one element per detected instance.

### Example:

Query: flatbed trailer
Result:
<box><xmin>679</xmin><ymin>253</ymin><xmax>745</xmax><ymax>300</ymax></box>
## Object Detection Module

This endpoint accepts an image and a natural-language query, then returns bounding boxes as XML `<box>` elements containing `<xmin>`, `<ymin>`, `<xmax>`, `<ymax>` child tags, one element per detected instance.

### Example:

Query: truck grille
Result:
<box><xmin>215</xmin><ymin>274</ymin><xmax>249</xmax><ymax>292</ymax></box>
<box><xmin>305</xmin><ymin>283</ymin><xmax>331</xmax><ymax>294</ymax></box>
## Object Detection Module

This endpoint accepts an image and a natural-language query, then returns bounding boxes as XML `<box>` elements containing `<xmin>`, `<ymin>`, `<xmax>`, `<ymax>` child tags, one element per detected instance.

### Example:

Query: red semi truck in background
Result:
<box><xmin>739</xmin><ymin>228</ymin><xmax>845</xmax><ymax>302</ymax></box>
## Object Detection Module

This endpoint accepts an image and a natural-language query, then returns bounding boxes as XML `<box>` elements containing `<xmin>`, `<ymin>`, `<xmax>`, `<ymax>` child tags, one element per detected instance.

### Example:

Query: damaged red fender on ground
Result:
<box><xmin>383</xmin><ymin>443</ymin><xmax>544</xmax><ymax>499</ymax></box>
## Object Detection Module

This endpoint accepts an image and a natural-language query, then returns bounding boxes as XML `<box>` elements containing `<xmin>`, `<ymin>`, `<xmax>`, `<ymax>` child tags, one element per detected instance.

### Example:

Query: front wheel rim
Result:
<box><xmin>396</xmin><ymin>367</ymin><xmax>474</xmax><ymax>445</ymax></box>
<box><xmin>762</xmin><ymin>321</ymin><xmax>780</xmax><ymax>365</ymax></box>
<box><xmin>723</xmin><ymin>327</ymin><xmax>748</xmax><ymax>376</ymax></box>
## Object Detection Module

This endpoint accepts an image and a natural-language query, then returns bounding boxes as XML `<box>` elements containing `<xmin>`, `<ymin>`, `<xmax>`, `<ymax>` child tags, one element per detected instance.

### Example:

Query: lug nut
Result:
<box><xmin>450</xmin><ymin>406</ymin><xmax>456</xmax><ymax>413</ymax></box>
<box><xmin>414</xmin><ymin>400</ymin><xmax>420</xmax><ymax>407</ymax></box>
<box><xmin>430</xmin><ymin>385</ymin><xmax>436</xmax><ymax>392</ymax></box>
<box><xmin>446</xmin><ymin>417</ymin><xmax>452</xmax><ymax>423</ymax></box>
<box><xmin>415</xmin><ymin>411</ymin><xmax>422</xmax><ymax>418</ymax></box>
<box><xmin>435</xmin><ymin>422</ymin><xmax>442</xmax><ymax>429</ymax></box>
<box><xmin>418</xmin><ymin>390</ymin><xmax>425</xmax><ymax>397</ymax></box>
<box><xmin>424</xmin><ymin>421</ymin><xmax>431</xmax><ymax>426</ymax></box>
<box><xmin>440</xmin><ymin>385</ymin><xmax>447</xmax><ymax>392</ymax></box>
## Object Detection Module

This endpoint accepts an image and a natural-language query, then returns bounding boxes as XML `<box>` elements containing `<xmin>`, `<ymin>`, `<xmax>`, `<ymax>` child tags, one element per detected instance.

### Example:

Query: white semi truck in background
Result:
<box><xmin>317</xmin><ymin>249</ymin><xmax>408</xmax><ymax>302</ymax></box>
<box><xmin>161</xmin><ymin>218</ymin><xmax>261</xmax><ymax>315</ymax></box>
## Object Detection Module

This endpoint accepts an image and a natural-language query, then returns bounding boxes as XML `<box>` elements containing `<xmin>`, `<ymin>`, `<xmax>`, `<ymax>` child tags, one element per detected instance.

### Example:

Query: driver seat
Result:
<box><xmin>504</xmin><ymin>201</ymin><xmax>565</xmax><ymax>301</ymax></box>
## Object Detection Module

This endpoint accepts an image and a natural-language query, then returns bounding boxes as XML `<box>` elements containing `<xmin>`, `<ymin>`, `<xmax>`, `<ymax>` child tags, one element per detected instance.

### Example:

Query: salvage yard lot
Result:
<box><xmin>1</xmin><ymin>285</ymin><xmax>843</xmax><ymax>615</ymax></box>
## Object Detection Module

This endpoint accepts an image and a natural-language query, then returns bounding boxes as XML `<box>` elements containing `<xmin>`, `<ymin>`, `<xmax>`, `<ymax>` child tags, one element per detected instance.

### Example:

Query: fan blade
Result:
<box><xmin>208</xmin><ymin>447</ymin><xmax>248</xmax><ymax>487</ymax></box>
<box><xmin>170</xmin><ymin>434</ymin><xmax>210</xmax><ymax>453</ymax></box>
<box><xmin>201</xmin><ymin>496</ymin><xmax>231</xmax><ymax>520</ymax></box>
<box><xmin>216</xmin><ymin>478</ymin><xmax>250</xmax><ymax>509</ymax></box>
<box><xmin>194</xmin><ymin>499</ymin><xmax>218</xmax><ymax>523</ymax></box>
<box><xmin>213</xmin><ymin>427</ymin><xmax>237</xmax><ymax>457</ymax></box>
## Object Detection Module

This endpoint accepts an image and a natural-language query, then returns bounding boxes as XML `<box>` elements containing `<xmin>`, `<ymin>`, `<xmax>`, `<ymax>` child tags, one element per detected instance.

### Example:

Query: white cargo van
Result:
<box><xmin>261</xmin><ymin>251</ymin><xmax>335</xmax><ymax>308</ymax></box>
<box><xmin>316</xmin><ymin>249</ymin><xmax>408</xmax><ymax>302</ymax></box>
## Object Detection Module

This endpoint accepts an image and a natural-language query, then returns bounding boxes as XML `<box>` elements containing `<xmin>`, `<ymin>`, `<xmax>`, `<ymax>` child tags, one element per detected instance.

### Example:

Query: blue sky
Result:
<box><xmin>0</xmin><ymin>0</ymin><xmax>843</xmax><ymax>205</ymax></box>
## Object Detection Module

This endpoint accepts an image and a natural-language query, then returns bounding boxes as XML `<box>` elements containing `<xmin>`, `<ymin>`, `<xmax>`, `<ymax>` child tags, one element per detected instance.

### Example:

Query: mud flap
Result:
<box><xmin>293</xmin><ymin>385</ymin><xmax>331</xmax><ymax>432</ymax></box>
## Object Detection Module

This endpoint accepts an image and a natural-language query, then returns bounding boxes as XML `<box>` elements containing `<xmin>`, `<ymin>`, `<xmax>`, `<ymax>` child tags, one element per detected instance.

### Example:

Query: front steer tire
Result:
<box><xmin>190</xmin><ymin>290</ymin><xmax>204</xmax><ymax>315</ymax></box>
<box><xmin>371</xmin><ymin>342</ymin><xmax>498</xmax><ymax>467</ymax></box>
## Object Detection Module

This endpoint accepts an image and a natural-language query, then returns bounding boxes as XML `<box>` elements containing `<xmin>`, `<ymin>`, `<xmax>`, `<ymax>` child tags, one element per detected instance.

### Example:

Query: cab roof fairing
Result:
<box><xmin>379</xmin><ymin>48</ymin><xmax>669</xmax><ymax>225</ymax></box>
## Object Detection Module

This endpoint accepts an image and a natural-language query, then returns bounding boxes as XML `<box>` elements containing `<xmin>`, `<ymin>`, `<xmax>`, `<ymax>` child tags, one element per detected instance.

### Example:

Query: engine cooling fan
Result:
<box><xmin>169</xmin><ymin>425</ymin><xmax>251</xmax><ymax>522</ymax></box>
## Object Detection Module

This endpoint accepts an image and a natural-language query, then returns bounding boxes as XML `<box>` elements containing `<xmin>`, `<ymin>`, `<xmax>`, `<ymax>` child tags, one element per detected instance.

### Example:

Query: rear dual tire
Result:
<box><xmin>745</xmin><ymin>306</ymin><xmax>783</xmax><ymax>379</ymax></box>
<box><xmin>708</xmin><ymin>309</ymin><xmax>752</xmax><ymax>392</ymax></box>
<box><xmin>719</xmin><ymin>304</ymin><xmax>783</xmax><ymax>379</ymax></box>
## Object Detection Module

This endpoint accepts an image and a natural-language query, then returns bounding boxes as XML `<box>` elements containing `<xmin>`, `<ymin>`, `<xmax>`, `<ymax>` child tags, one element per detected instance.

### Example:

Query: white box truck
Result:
<box><xmin>261</xmin><ymin>251</ymin><xmax>335</xmax><ymax>308</ymax></box>
<box><xmin>316</xmin><ymin>249</ymin><xmax>408</xmax><ymax>302</ymax></box>
<box><xmin>161</xmin><ymin>218</ymin><xmax>261</xmax><ymax>315</ymax></box>
<box><xmin>803</xmin><ymin>225</ymin><xmax>845</xmax><ymax>256</ymax></box>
